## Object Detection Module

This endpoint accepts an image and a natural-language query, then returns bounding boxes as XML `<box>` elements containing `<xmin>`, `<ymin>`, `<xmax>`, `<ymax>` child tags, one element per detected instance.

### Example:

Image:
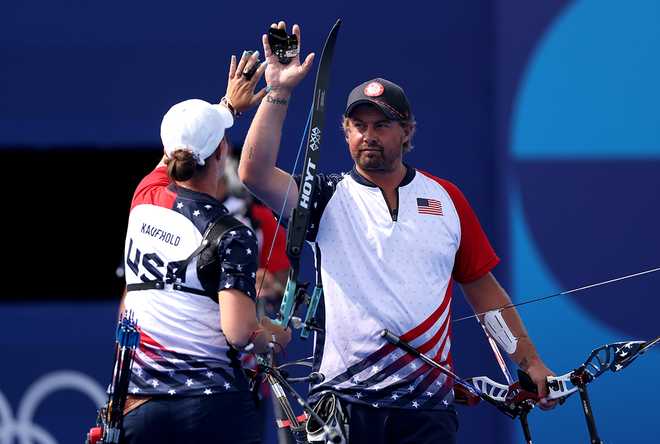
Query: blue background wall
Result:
<box><xmin>1</xmin><ymin>0</ymin><xmax>658</xmax><ymax>443</ymax></box>
<box><xmin>501</xmin><ymin>2</ymin><xmax>660</xmax><ymax>442</ymax></box>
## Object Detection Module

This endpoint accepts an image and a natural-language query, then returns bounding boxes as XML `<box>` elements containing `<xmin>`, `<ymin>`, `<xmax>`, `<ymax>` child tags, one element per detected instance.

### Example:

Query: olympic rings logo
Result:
<box><xmin>0</xmin><ymin>370</ymin><xmax>106</xmax><ymax>444</ymax></box>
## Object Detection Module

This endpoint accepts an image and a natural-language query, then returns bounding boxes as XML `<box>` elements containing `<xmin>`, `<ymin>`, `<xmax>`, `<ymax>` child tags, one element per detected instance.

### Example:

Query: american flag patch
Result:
<box><xmin>417</xmin><ymin>198</ymin><xmax>443</xmax><ymax>216</ymax></box>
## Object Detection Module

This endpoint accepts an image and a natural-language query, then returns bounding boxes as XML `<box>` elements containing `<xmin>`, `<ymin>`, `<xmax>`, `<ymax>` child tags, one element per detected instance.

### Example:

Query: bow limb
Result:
<box><xmin>247</xmin><ymin>20</ymin><xmax>343</xmax><ymax>444</ymax></box>
<box><xmin>611</xmin><ymin>336</ymin><xmax>660</xmax><ymax>371</ymax></box>
<box><xmin>272</xmin><ymin>20</ymin><xmax>341</xmax><ymax>334</ymax></box>
<box><xmin>546</xmin><ymin>337</ymin><xmax>660</xmax><ymax>401</ymax></box>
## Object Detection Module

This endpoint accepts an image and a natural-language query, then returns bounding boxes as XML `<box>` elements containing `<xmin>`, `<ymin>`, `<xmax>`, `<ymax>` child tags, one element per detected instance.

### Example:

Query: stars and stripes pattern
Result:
<box><xmin>128</xmin><ymin>329</ymin><xmax>247</xmax><ymax>396</ymax></box>
<box><xmin>216</xmin><ymin>225</ymin><xmax>258</xmax><ymax>300</ymax></box>
<box><xmin>125</xmin><ymin>167</ymin><xmax>258</xmax><ymax>398</ymax></box>
<box><xmin>168</xmin><ymin>189</ymin><xmax>258</xmax><ymax>301</ymax></box>
<box><xmin>297</xmin><ymin>168</ymin><xmax>500</xmax><ymax>413</ymax></box>
<box><xmin>310</xmin><ymin>283</ymin><xmax>456</xmax><ymax>410</ymax></box>
<box><xmin>416</xmin><ymin>198</ymin><xmax>443</xmax><ymax>216</ymax></box>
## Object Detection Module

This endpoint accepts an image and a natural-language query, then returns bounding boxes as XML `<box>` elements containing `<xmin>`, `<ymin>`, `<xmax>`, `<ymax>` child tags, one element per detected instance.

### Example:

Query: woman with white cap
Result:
<box><xmin>120</xmin><ymin>51</ymin><xmax>290</xmax><ymax>444</ymax></box>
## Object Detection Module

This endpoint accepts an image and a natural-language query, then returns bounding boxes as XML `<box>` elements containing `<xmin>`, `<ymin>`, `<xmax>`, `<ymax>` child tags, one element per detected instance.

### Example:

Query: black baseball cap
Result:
<box><xmin>344</xmin><ymin>78</ymin><xmax>411</xmax><ymax>120</ymax></box>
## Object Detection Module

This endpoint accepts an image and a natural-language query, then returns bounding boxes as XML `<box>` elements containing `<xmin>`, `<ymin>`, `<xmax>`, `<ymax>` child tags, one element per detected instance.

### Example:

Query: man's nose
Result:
<box><xmin>362</xmin><ymin>125</ymin><xmax>377</xmax><ymax>144</ymax></box>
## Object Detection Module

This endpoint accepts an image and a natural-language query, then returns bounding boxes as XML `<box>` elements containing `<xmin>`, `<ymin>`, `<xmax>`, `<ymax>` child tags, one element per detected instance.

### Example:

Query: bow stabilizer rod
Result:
<box><xmin>380</xmin><ymin>330</ymin><xmax>540</xmax><ymax>414</ymax></box>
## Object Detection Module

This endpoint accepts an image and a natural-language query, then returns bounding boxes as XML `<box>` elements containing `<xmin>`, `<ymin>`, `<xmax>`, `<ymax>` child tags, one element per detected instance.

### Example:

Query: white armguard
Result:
<box><xmin>483</xmin><ymin>310</ymin><xmax>518</xmax><ymax>354</ymax></box>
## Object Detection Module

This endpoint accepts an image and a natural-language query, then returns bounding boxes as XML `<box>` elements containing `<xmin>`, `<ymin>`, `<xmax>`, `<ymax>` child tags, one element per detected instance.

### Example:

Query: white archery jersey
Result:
<box><xmin>302</xmin><ymin>166</ymin><xmax>499</xmax><ymax>410</ymax></box>
<box><xmin>125</xmin><ymin>206</ymin><xmax>226</xmax><ymax>359</ymax></box>
<box><xmin>123</xmin><ymin>166</ymin><xmax>257</xmax><ymax>397</ymax></box>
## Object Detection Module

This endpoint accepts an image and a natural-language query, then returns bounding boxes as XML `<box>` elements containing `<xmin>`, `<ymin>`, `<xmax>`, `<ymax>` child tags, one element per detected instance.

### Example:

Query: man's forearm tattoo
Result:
<box><xmin>248</xmin><ymin>145</ymin><xmax>255</xmax><ymax>160</ymax></box>
<box><xmin>266</xmin><ymin>95</ymin><xmax>288</xmax><ymax>106</ymax></box>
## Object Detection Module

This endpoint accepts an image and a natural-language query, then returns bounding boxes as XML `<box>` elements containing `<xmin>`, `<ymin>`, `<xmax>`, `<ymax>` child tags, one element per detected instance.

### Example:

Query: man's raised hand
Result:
<box><xmin>262</xmin><ymin>22</ymin><xmax>315</xmax><ymax>94</ymax></box>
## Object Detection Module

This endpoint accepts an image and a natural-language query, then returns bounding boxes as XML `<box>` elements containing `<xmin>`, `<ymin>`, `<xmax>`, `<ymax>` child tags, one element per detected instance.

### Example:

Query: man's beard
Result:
<box><xmin>355</xmin><ymin>146</ymin><xmax>398</xmax><ymax>172</ymax></box>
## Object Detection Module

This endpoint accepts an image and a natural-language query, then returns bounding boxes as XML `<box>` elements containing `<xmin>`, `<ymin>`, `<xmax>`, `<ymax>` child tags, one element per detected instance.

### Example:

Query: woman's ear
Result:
<box><xmin>216</xmin><ymin>137</ymin><xmax>229</xmax><ymax>160</ymax></box>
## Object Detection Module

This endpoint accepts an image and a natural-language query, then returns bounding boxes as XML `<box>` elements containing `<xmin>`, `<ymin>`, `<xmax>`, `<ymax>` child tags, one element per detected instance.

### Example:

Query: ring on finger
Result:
<box><xmin>242</xmin><ymin>65</ymin><xmax>257</xmax><ymax>80</ymax></box>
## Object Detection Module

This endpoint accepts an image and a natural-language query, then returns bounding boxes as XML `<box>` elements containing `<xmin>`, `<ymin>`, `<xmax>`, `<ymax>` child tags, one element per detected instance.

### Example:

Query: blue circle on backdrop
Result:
<box><xmin>511</xmin><ymin>0</ymin><xmax>660</xmax><ymax>339</ymax></box>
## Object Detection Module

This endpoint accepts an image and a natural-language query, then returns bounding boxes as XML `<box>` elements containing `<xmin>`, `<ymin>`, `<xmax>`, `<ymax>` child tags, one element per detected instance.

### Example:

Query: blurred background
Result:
<box><xmin>1</xmin><ymin>0</ymin><xmax>659</xmax><ymax>443</ymax></box>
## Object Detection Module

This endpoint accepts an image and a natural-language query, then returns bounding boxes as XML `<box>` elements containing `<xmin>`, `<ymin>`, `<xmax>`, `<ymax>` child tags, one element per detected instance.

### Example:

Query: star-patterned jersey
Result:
<box><xmin>222</xmin><ymin>195</ymin><xmax>290</xmax><ymax>273</ymax></box>
<box><xmin>295</xmin><ymin>165</ymin><xmax>499</xmax><ymax>410</ymax></box>
<box><xmin>123</xmin><ymin>166</ymin><xmax>258</xmax><ymax>397</ymax></box>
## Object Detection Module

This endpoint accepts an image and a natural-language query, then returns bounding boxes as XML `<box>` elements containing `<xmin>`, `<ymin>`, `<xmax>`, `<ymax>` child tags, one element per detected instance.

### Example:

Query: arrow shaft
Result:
<box><xmin>454</xmin><ymin>266</ymin><xmax>660</xmax><ymax>323</ymax></box>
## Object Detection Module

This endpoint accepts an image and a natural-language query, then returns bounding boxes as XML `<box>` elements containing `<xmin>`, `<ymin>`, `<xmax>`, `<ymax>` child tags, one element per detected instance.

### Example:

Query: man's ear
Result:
<box><xmin>401</xmin><ymin>123</ymin><xmax>411</xmax><ymax>145</ymax></box>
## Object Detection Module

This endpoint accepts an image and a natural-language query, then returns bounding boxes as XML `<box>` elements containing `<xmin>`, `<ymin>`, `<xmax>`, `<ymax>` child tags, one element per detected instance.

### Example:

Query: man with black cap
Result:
<box><xmin>240</xmin><ymin>22</ymin><xmax>555</xmax><ymax>444</ymax></box>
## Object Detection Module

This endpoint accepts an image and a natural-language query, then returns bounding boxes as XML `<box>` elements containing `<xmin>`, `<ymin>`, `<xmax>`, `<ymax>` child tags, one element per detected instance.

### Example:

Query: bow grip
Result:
<box><xmin>286</xmin><ymin>207</ymin><xmax>310</xmax><ymax>260</ymax></box>
<box><xmin>300</xmin><ymin>286</ymin><xmax>323</xmax><ymax>339</ymax></box>
<box><xmin>516</xmin><ymin>369</ymin><xmax>538</xmax><ymax>394</ymax></box>
<box><xmin>275</xmin><ymin>279</ymin><xmax>298</xmax><ymax>328</ymax></box>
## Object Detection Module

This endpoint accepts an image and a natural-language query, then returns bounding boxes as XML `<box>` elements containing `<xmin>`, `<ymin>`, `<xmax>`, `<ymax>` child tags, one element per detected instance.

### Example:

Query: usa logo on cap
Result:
<box><xmin>364</xmin><ymin>81</ymin><xmax>384</xmax><ymax>97</ymax></box>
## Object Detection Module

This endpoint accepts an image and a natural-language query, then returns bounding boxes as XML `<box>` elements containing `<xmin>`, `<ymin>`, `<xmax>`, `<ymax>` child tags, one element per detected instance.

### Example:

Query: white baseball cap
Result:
<box><xmin>160</xmin><ymin>99</ymin><xmax>234</xmax><ymax>166</ymax></box>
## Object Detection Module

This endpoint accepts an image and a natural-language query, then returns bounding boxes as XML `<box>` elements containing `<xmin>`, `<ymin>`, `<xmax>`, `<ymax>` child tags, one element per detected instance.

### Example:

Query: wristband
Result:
<box><xmin>240</xmin><ymin>328</ymin><xmax>262</xmax><ymax>352</ymax></box>
<box><xmin>220</xmin><ymin>96</ymin><xmax>242</xmax><ymax>118</ymax></box>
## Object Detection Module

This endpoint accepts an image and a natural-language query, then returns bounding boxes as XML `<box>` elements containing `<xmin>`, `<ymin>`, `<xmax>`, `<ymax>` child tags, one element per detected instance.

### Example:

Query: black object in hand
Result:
<box><xmin>267</xmin><ymin>27</ymin><xmax>299</xmax><ymax>65</ymax></box>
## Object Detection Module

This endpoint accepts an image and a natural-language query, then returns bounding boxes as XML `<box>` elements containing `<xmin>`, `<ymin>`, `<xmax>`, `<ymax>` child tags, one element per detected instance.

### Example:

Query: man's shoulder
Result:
<box><xmin>415</xmin><ymin>169</ymin><xmax>460</xmax><ymax>192</ymax></box>
<box><xmin>412</xmin><ymin>169</ymin><xmax>473</xmax><ymax>212</ymax></box>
